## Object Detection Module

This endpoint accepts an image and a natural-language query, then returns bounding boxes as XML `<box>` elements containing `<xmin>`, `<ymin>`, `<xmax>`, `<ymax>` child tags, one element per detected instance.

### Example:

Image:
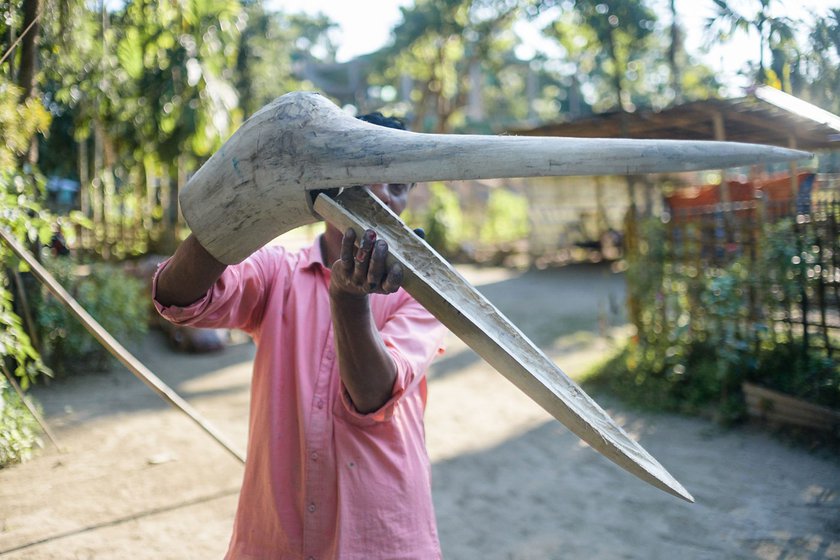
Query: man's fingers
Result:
<box><xmin>335</xmin><ymin>229</ymin><xmax>400</xmax><ymax>295</ymax></box>
<box><xmin>351</xmin><ymin>229</ymin><xmax>376</xmax><ymax>284</ymax></box>
<box><xmin>366</xmin><ymin>239</ymin><xmax>388</xmax><ymax>291</ymax></box>
<box><xmin>339</xmin><ymin>228</ymin><xmax>357</xmax><ymax>273</ymax></box>
<box><xmin>381</xmin><ymin>262</ymin><xmax>403</xmax><ymax>294</ymax></box>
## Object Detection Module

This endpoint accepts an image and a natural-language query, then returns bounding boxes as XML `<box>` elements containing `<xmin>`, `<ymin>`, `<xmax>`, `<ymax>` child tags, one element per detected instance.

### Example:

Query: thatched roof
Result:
<box><xmin>512</xmin><ymin>86</ymin><xmax>840</xmax><ymax>152</ymax></box>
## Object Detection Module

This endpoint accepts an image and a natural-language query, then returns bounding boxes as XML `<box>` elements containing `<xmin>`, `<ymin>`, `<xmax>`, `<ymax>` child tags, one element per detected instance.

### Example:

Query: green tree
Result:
<box><xmin>479</xmin><ymin>188</ymin><xmax>530</xmax><ymax>245</ymax></box>
<box><xmin>376</xmin><ymin>0</ymin><xmax>522</xmax><ymax>132</ymax></box>
<box><xmin>0</xmin><ymin>77</ymin><xmax>57</xmax><ymax>466</ymax></box>
<box><xmin>0</xmin><ymin>78</ymin><xmax>53</xmax><ymax>386</ymax></box>
<box><xmin>706</xmin><ymin>0</ymin><xmax>797</xmax><ymax>89</ymax></box>
<box><xmin>532</xmin><ymin>0</ymin><xmax>719</xmax><ymax>114</ymax></box>
<box><xmin>792</xmin><ymin>9</ymin><xmax>840</xmax><ymax>114</ymax></box>
<box><xmin>234</xmin><ymin>5</ymin><xmax>336</xmax><ymax>117</ymax></box>
<box><xmin>540</xmin><ymin>0</ymin><xmax>657</xmax><ymax>118</ymax></box>
<box><xmin>36</xmin><ymin>0</ymin><xmax>245</xmax><ymax>256</ymax></box>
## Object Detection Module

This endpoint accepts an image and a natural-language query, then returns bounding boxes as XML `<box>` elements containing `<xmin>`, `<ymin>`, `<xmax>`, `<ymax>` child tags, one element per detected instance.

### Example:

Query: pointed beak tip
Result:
<box><xmin>667</xmin><ymin>482</ymin><xmax>695</xmax><ymax>503</ymax></box>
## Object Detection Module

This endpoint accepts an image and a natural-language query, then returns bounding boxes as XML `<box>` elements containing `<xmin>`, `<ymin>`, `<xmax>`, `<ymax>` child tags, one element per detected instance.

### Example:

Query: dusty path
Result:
<box><xmin>1</xmin><ymin>264</ymin><xmax>838</xmax><ymax>559</ymax></box>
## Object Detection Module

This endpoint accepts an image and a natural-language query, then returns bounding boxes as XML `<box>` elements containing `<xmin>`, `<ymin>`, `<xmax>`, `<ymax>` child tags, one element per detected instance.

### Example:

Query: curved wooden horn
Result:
<box><xmin>180</xmin><ymin>91</ymin><xmax>809</xmax><ymax>264</ymax></box>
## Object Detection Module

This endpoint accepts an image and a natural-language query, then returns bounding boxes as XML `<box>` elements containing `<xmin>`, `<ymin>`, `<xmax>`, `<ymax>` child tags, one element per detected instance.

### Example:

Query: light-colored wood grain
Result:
<box><xmin>180</xmin><ymin>91</ymin><xmax>809</xmax><ymax>264</ymax></box>
<box><xmin>314</xmin><ymin>189</ymin><xmax>694</xmax><ymax>503</ymax></box>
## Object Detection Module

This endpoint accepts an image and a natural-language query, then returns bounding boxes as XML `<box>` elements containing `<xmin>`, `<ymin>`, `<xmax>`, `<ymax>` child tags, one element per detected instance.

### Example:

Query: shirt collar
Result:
<box><xmin>300</xmin><ymin>234</ymin><xmax>328</xmax><ymax>271</ymax></box>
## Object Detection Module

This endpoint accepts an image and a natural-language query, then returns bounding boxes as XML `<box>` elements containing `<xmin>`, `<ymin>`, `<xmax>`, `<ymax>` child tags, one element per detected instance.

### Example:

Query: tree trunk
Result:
<box><xmin>7</xmin><ymin>13</ymin><xmax>17</xmax><ymax>79</ymax></box>
<box><xmin>78</xmin><ymin>137</ymin><xmax>91</xmax><ymax>250</ymax></box>
<box><xmin>18</xmin><ymin>0</ymin><xmax>41</xmax><ymax>165</ymax></box>
<box><xmin>17</xmin><ymin>0</ymin><xmax>40</xmax><ymax>101</ymax></box>
<box><xmin>669</xmin><ymin>0</ymin><xmax>682</xmax><ymax>104</ymax></box>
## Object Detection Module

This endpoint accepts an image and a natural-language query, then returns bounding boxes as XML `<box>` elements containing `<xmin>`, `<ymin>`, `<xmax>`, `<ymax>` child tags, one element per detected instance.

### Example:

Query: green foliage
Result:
<box><xmin>0</xmin><ymin>76</ymin><xmax>55</xmax><ymax>390</ymax></box>
<box><xmin>415</xmin><ymin>182</ymin><xmax>464</xmax><ymax>256</ymax></box>
<box><xmin>0</xmin><ymin>276</ymin><xmax>47</xmax><ymax>390</ymax></box>
<box><xmin>0</xmin><ymin>378</ymin><xmax>41</xmax><ymax>467</ymax></box>
<box><xmin>33</xmin><ymin>258</ymin><xmax>148</xmax><ymax>375</ymax></box>
<box><xmin>747</xmin><ymin>344</ymin><xmax>840</xmax><ymax>410</ymax></box>
<box><xmin>0</xmin><ymin>70</ymin><xmax>61</xmax><ymax>465</ymax></box>
<box><xmin>539</xmin><ymin>0</ymin><xmax>720</xmax><ymax>112</ymax></box>
<box><xmin>479</xmin><ymin>188</ymin><xmax>530</xmax><ymax>245</ymax></box>
<box><xmin>584</xmin><ymin>340</ymin><xmax>734</xmax><ymax>417</ymax></box>
<box><xmin>595</xmin><ymin>214</ymin><xmax>840</xmax><ymax>424</ymax></box>
<box><xmin>794</xmin><ymin>9</ymin><xmax>840</xmax><ymax>115</ymax></box>
<box><xmin>706</xmin><ymin>0</ymin><xmax>796</xmax><ymax>89</ymax></box>
<box><xmin>376</xmin><ymin>0</ymin><xmax>524</xmax><ymax>132</ymax></box>
<box><xmin>234</xmin><ymin>6</ymin><xmax>327</xmax><ymax>117</ymax></box>
<box><xmin>0</xmin><ymin>81</ymin><xmax>51</xmax><ymax>170</ymax></box>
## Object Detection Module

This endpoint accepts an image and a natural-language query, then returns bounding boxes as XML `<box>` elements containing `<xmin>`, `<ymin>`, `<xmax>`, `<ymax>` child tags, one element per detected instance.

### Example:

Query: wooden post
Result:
<box><xmin>789</xmin><ymin>135</ymin><xmax>799</xmax><ymax>206</ymax></box>
<box><xmin>712</xmin><ymin>111</ymin><xmax>729</xmax><ymax>205</ymax></box>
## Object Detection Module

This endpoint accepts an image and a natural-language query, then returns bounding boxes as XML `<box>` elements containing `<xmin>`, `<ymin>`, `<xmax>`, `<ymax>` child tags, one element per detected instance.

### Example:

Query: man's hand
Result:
<box><xmin>329</xmin><ymin>228</ymin><xmax>402</xmax><ymax>413</ymax></box>
<box><xmin>330</xmin><ymin>228</ymin><xmax>403</xmax><ymax>298</ymax></box>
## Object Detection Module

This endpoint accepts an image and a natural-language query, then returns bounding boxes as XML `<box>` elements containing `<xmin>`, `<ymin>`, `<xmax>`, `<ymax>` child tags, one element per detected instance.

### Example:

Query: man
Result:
<box><xmin>153</xmin><ymin>112</ymin><xmax>447</xmax><ymax>559</ymax></box>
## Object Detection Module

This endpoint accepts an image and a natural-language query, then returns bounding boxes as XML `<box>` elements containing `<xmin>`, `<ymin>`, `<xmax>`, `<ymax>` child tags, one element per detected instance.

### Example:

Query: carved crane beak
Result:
<box><xmin>179</xmin><ymin>91</ymin><xmax>808</xmax><ymax>502</ymax></box>
<box><xmin>180</xmin><ymin>91</ymin><xmax>809</xmax><ymax>265</ymax></box>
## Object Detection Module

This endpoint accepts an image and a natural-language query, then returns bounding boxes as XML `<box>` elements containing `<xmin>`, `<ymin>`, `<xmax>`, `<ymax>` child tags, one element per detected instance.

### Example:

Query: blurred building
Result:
<box><xmin>509</xmin><ymin>86</ymin><xmax>840</xmax><ymax>264</ymax></box>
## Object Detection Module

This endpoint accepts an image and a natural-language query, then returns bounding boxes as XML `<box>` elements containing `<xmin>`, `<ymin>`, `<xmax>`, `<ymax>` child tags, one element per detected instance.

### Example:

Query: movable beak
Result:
<box><xmin>180</xmin><ymin>91</ymin><xmax>809</xmax><ymax>265</ymax></box>
<box><xmin>315</xmin><ymin>188</ymin><xmax>695</xmax><ymax>503</ymax></box>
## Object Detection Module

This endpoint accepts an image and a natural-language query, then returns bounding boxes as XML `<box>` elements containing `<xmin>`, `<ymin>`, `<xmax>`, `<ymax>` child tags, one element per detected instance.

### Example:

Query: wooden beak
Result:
<box><xmin>315</xmin><ymin>188</ymin><xmax>694</xmax><ymax>503</ymax></box>
<box><xmin>179</xmin><ymin>91</ymin><xmax>809</xmax><ymax>265</ymax></box>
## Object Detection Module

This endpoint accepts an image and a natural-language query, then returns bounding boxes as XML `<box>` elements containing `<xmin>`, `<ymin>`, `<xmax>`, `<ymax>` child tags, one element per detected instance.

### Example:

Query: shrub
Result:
<box><xmin>603</xmin><ymin>211</ymin><xmax>840</xmax><ymax>424</ymax></box>
<box><xmin>0</xmin><ymin>377</ymin><xmax>41</xmax><ymax>467</ymax></box>
<box><xmin>417</xmin><ymin>182</ymin><xmax>464</xmax><ymax>257</ymax></box>
<box><xmin>0</xmin><ymin>79</ymin><xmax>57</xmax><ymax>466</ymax></box>
<box><xmin>33</xmin><ymin>258</ymin><xmax>148</xmax><ymax>375</ymax></box>
<box><xmin>479</xmin><ymin>188</ymin><xmax>530</xmax><ymax>246</ymax></box>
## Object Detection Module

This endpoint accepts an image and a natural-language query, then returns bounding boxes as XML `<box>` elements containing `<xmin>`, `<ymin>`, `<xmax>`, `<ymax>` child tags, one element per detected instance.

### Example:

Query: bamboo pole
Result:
<box><xmin>1</xmin><ymin>361</ymin><xmax>63</xmax><ymax>452</ymax></box>
<box><xmin>0</xmin><ymin>228</ymin><xmax>246</xmax><ymax>464</ymax></box>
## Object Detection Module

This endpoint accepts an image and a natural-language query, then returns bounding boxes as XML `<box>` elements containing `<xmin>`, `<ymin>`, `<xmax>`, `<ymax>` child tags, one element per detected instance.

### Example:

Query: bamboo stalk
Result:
<box><xmin>0</xmin><ymin>228</ymin><xmax>245</xmax><ymax>464</ymax></box>
<box><xmin>1</xmin><ymin>361</ymin><xmax>63</xmax><ymax>452</ymax></box>
<box><xmin>10</xmin><ymin>267</ymin><xmax>40</xmax><ymax>353</ymax></box>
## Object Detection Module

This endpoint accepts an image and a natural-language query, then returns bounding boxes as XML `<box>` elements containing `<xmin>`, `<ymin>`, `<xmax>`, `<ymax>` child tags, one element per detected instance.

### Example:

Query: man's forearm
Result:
<box><xmin>330</xmin><ymin>291</ymin><xmax>398</xmax><ymax>414</ymax></box>
<box><xmin>156</xmin><ymin>234</ymin><xmax>228</xmax><ymax>307</ymax></box>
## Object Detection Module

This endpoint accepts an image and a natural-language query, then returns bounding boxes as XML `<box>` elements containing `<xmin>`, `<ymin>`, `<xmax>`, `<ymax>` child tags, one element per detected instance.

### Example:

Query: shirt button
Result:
<box><xmin>310</xmin><ymin>451</ymin><xmax>318</xmax><ymax>461</ymax></box>
<box><xmin>308</xmin><ymin>503</ymin><xmax>316</xmax><ymax>513</ymax></box>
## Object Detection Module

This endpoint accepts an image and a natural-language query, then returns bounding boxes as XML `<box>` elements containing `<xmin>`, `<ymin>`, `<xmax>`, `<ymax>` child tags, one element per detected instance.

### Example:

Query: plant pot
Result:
<box><xmin>742</xmin><ymin>382</ymin><xmax>840</xmax><ymax>432</ymax></box>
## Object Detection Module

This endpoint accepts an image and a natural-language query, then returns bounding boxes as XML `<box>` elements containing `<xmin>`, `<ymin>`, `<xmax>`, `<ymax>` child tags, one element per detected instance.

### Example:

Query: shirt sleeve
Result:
<box><xmin>338</xmin><ymin>291</ymin><xmax>446</xmax><ymax>423</ymax></box>
<box><xmin>152</xmin><ymin>247</ymin><xmax>286</xmax><ymax>334</ymax></box>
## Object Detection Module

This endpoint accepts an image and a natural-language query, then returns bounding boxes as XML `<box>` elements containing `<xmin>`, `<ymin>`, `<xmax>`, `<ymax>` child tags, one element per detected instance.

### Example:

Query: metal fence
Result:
<box><xmin>666</xmin><ymin>182</ymin><xmax>840</xmax><ymax>357</ymax></box>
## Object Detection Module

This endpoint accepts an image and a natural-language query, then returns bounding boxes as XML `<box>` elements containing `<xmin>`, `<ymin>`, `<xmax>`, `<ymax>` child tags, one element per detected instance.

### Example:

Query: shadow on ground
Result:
<box><xmin>432</xmin><ymin>401</ymin><xmax>840</xmax><ymax>560</ymax></box>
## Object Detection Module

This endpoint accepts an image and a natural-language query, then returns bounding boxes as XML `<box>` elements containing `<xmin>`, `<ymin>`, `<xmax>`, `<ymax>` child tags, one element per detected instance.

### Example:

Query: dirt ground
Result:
<box><xmin>1</xmin><ymin>263</ymin><xmax>838</xmax><ymax>560</ymax></box>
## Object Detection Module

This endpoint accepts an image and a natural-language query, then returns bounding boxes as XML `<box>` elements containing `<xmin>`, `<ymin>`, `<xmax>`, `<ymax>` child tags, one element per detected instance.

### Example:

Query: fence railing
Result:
<box><xmin>667</xmin><ymin>191</ymin><xmax>840</xmax><ymax>357</ymax></box>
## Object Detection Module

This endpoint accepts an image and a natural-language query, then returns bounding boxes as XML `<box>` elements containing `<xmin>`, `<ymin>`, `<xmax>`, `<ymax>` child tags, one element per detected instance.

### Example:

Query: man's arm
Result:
<box><xmin>156</xmin><ymin>234</ymin><xmax>228</xmax><ymax>308</ymax></box>
<box><xmin>329</xmin><ymin>228</ymin><xmax>404</xmax><ymax>414</ymax></box>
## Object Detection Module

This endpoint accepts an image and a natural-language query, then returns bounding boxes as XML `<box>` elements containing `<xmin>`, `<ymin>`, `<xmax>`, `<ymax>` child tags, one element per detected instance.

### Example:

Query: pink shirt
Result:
<box><xmin>153</xmin><ymin>238</ymin><xmax>446</xmax><ymax>560</ymax></box>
